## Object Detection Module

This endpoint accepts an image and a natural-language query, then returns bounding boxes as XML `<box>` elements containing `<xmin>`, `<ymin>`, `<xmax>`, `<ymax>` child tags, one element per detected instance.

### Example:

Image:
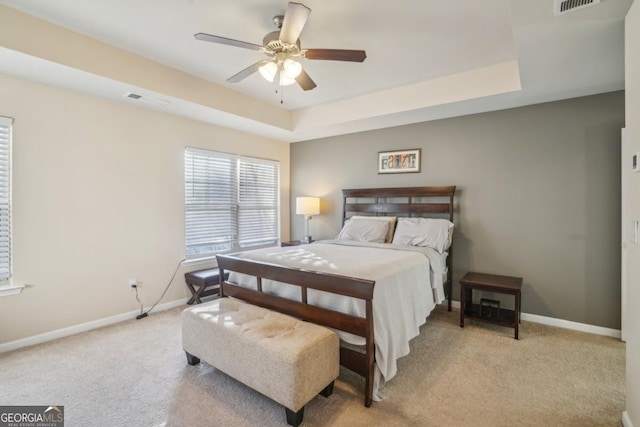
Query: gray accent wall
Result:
<box><xmin>291</xmin><ymin>91</ymin><xmax>624</xmax><ymax>329</ymax></box>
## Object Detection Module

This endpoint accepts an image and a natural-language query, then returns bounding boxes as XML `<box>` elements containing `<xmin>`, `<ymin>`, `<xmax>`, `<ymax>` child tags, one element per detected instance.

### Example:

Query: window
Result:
<box><xmin>0</xmin><ymin>116</ymin><xmax>12</xmax><ymax>282</ymax></box>
<box><xmin>184</xmin><ymin>147</ymin><xmax>280</xmax><ymax>259</ymax></box>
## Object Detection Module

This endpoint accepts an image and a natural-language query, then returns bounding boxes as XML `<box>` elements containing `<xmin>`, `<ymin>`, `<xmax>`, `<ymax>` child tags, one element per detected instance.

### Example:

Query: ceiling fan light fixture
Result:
<box><xmin>258</xmin><ymin>61</ymin><xmax>277</xmax><ymax>82</ymax></box>
<box><xmin>278</xmin><ymin>69</ymin><xmax>297</xmax><ymax>86</ymax></box>
<box><xmin>283</xmin><ymin>58</ymin><xmax>302</xmax><ymax>79</ymax></box>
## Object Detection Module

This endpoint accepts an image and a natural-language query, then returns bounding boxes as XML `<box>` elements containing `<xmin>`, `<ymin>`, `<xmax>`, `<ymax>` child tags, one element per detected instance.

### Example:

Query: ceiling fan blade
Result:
<box><xmin>227</xmin><ymin>60</ymin><xmax>271</xmax><ymax>83</ymax></box>
<box><xmin>295</xmin><ymin>69</ymin><xmax>317</xmax><ymax>91</ymax></box>
<box><xmin>279</xmin><ymin>2</ymin><xmax>311</xmax><ymax>45</ymax></box>
<box><xmin>194</xmin><ymin>33</ymin><xmax>263</xmax><ymax>51</ymax></box>
<box><xmin>304</xmin><ymin>49</ymin><xmax>367</xmax><ymax>62</ymax></box>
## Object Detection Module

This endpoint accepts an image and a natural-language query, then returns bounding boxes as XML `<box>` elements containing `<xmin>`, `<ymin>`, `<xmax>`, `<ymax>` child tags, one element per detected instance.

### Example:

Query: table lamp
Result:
<box><xmin>296</xmin><ymin>196</ymin><xmax>320</xmax><ymax>243</ymax></box>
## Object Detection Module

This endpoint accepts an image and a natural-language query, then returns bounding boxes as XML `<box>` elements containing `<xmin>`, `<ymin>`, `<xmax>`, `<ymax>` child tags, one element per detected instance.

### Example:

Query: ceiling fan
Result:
<box><xmin>194</xmin><ymin>2</ymin><xmax>367</xmax><ymax>91</ymax></box>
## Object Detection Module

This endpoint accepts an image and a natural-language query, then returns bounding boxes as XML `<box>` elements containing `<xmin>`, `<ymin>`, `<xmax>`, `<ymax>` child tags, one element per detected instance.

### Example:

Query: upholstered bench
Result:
<box><xmin>182</xmin><ymin>297</ymin><xmax>339</xmax><ymax>426</ymax></box>
<box><xmin>184</xmin><ymin>268</ymin><xmax>229</xmax><ymax>305</ymax></box>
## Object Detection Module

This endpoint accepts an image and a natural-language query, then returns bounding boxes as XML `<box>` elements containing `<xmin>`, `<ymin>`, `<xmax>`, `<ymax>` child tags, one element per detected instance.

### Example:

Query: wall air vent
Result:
<box><xmin>123</xmin><ymin>92</ymin><xmax>169</xmax><ymax>108</ymax></box>
<box><xmin>554</xmin><ymin>0</ymin><xmax>600</xmax><ymax>16</ymax></box>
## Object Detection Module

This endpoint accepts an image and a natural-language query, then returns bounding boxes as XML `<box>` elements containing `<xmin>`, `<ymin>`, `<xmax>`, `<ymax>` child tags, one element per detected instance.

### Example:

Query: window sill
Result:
<box><xmin>182</xmin><ymin>244</ymin><xmax>280</xmax><ymax>268</ymax></box>
<box><xmin>0</xmin><ymin>282</ymin><xmax>25</xmax><ymax>298</ymax></box>
<box><xmin>182</xmin><ymin>257</ymin><xmax>217</xmax><ymax>268</ymax></box>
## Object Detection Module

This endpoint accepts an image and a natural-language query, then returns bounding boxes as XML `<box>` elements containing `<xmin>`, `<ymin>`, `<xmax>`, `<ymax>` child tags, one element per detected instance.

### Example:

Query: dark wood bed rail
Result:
<box><xmin>343</xmin><ymin>185</ymin><xmax>456</xmax><ymax>310</ymax></box>
<box><xmin>216</xmin><ymin>254</ymin><xmax>377</xmax><ymax>407</ymax></box>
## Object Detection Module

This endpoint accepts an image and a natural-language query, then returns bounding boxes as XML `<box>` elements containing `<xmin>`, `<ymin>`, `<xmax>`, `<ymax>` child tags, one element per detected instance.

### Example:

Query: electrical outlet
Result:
<box><xmin>129</xmin><ymin>278</ymin><xmax>138</xmax><ymax>290</ymax></box>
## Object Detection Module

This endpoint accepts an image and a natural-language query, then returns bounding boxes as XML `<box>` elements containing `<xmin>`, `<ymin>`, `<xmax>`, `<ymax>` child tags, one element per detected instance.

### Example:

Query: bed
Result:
<box><xmin>216</xmin><ymin>186</ymin><xmax>456</xmax><ymax>407</ymax></box>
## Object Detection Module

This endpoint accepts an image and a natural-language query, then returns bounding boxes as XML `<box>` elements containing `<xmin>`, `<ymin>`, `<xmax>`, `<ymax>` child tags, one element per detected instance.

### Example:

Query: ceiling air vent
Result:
<box><xmin>554</xmin><ymin>0</ymin><xmax>600</xmax><ymax>16</ymax></box>
<box><xmin>123</xmin><ymin>92</ymin><xmax>169</xmax><ymax>108</ymax></box>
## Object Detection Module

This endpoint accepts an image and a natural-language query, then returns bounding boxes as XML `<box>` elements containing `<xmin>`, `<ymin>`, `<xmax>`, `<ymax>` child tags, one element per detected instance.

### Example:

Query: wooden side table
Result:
<box><xmin>459</xmin><ymin>272</ymin><xmax>523</xmax><ymax>339</ymax></box>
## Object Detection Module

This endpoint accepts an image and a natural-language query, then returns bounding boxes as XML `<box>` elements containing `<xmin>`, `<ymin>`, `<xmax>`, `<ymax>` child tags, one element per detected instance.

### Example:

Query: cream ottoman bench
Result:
<box><xmin>182</xmin><ymin>297</ymin><xmax>339</xmax><ymax>426</ymax></box>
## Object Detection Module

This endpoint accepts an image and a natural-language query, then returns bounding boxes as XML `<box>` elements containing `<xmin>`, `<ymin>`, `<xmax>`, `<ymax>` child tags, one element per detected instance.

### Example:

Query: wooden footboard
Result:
<box><xmin>216</xmin><ymin>254</ymin><xmax>376</xmax><ymax>407</ymax></box>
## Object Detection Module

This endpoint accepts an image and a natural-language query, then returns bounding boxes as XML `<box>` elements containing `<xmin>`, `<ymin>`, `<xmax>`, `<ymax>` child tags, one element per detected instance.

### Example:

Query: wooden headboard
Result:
<box><xmin>342</xmin><ymin>186</ymin><xmax>457</xmax><ymax>310</ymax></box>
<box><xmin>342</xmin><ymin>186</ymin><xmax>456</xmax><ymax>221</ymax></box>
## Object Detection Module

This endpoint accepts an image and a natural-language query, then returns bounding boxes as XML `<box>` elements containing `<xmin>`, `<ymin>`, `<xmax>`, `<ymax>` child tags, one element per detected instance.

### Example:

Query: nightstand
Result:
<box><xmin>459</xmin><ymin>272</ymin><xmax>523</xmax><ymax>339</ymax></box>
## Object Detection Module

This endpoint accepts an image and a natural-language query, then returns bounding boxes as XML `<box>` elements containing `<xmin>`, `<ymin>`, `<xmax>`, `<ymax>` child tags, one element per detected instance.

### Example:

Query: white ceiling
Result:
<box><xmin>0</xmin><ymin>0</ymin><xmax>633</xmax><ymax>142</ymax></box>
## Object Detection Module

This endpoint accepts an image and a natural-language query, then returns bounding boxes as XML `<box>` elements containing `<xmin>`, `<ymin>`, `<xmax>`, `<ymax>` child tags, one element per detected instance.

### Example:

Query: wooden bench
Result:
<box><xmin>184</xmin><ymin>268</ymin><xmax>229</xmax><ymax>305</ymax></box>
<box><xmin>182</xmin><ymin>297</ymin><xmax>339</xmax><ymax>426</ymax></box>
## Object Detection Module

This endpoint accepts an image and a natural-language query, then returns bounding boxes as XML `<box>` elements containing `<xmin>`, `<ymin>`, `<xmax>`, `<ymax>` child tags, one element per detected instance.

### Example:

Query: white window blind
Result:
<box><xmin>0</xmin><ymin>116</ymin><xmax>13</xmax><ymax>282</ymax></box>
<box><xmin>184</xmin><ymin>147</ymin><xmax>280</xmax><ymax>259</ymax></box>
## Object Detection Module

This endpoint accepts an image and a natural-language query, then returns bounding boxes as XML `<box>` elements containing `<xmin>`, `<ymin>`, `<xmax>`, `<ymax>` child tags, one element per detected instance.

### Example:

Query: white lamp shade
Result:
<box><xmin>283</xmin><ymin>59</ymin><xmax>302</xmax><ymax>79</ymax></box>
<box><xmin>278</xmin><ymin>72</ymin><xmax>297</xmax><ymax>86</ymax></box>
<box><xmin>258</xmin><ymin>61</ymin><xmax>277</xmax><ymax>82</ymax></box>
<box><xmin>296</xmin><ymin>197</ymin><xmax>320</xmax><ymax>216</ymax></box>
<box><xmin>259</xmin><ymin>61</ymin><xmax>301</xmax><ymax>86</ymax></box>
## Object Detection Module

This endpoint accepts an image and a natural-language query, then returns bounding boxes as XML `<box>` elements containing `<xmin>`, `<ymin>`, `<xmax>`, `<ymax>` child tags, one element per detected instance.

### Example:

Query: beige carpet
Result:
<box><xmin>0</xmin><ymin>305</ymin><xmax>625</xmax><ymax>427</ymax></box>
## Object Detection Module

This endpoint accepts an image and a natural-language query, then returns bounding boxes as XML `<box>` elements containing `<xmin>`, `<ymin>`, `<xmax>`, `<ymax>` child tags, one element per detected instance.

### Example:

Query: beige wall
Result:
<box><xmin>625</xmin><ymin>1</ymin><xmax>639</xmax><ymax>424</ymax></box>
<box><xmin>0</xmin><ymin>73</ymin><xmax>290</xmax><ymax>344</ymax></box>
<box><xmin>291</xmin><ymin>92</ymin><xmax>624</xmax><ymax>329</ymax></box>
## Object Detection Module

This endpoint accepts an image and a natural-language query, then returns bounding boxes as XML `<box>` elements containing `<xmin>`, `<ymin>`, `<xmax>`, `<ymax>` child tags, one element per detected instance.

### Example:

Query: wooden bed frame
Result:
<box><xmin>216</xmin><ymin>186</ymin><xmax>456</xmax><ymax>407</ymax></box>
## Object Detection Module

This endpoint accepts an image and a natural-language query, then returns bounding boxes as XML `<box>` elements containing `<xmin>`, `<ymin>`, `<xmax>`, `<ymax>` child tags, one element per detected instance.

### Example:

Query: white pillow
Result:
<box><xmin>336</xmin><ymin>218</ymin><xmax>390</xmax><ymax>243</ymax></box>
<box><xmin>391</xmin><ymin>218</ymin><xmax>454</xmax><ymax>253</ymax></box>
<box><xmin>349</xmin><ymin>216</ymin><xmax>397</xmax><ymax>243</ymax></box>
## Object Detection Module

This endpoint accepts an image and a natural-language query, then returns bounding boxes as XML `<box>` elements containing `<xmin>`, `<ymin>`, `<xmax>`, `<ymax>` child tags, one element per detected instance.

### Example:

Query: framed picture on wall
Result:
<box><xmin>378</xmin><ymin>149</ymin><xmax>421</xmax><ymax>174</ymax></box>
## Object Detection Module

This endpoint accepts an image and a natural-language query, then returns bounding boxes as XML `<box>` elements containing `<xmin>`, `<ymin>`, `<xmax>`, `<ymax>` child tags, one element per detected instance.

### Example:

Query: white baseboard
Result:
<box><xmin>521</xmin><ymin>312</ymin><xmax>621</xmax><ymax>338</ymax></box>
<box><xmin>623</xmin><ymin>411</ymin><xmax>634</xmax><ymax>427</ymax></box>
<box><xmin>445</xmin><ymin>301</ymin><xmax>622</xmax><ymax>339</ymax></box>
<box><xmin>0</xmin><ymin>297</ymin><xmax>189</xmax><ymax>354</ymax></box>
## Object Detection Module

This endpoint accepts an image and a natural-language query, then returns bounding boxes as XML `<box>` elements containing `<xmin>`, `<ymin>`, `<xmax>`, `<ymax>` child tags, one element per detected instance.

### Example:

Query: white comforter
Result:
<box><xmin>230</xmin><ymin>240</ymin><xmax>446</xmax><ymax>400</ymax></box>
